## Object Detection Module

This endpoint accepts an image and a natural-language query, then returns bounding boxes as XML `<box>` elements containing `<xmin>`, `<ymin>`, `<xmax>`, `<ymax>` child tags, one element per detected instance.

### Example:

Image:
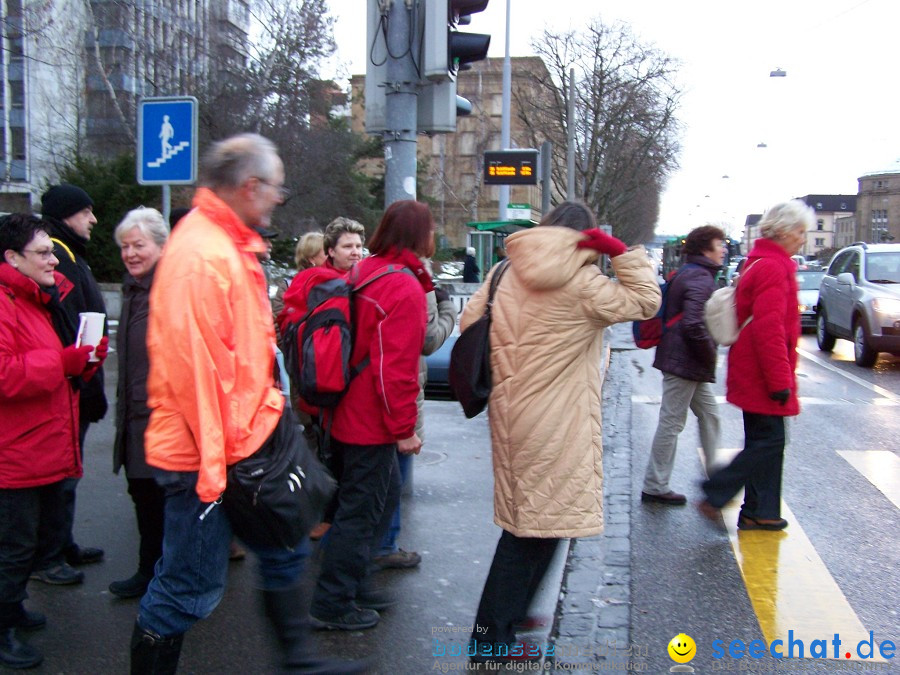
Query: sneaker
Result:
<box><xmin>65</xmin><ymin>545</ymin><xmax>104</xmax><ymax>566</ymax></box>
<box><xmin>309</xmin><ymin>607</ymin><xmax>380</xmax><ymax>631</ymax></box>
<box><xmin>109</xmin><ymin>571</ymin><xmax>152</xmax><ymax>599</ymax></box>
<box><xmin>372</xmin><ymin>548</ymin><xmax>421</xmax><ymax>569</ymax></box>
<box><xmin>0</xmin><ymin>628</ymin><xmax>43</xmax><ymax>669</ymax></box>
<box><xmin>29</xmin><ymin>563</ymin><xmax>84</xmax><ymax>586</ymax></box>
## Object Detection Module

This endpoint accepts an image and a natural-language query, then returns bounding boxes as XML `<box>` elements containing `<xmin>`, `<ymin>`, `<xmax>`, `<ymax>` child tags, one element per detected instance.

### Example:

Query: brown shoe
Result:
<box><xmin>697</xmin><ymin>499</ymin><xmax>720</xmax><ymax>522</ymax></box>
<box><xmin>308</xmin><ymin>522</ymin><xmax>331</xmax><ymax>541</ymax></box>
<box><xmin>641</xmin><ymin>490</ymin><xmax>687</xmax><ymax>505</ymax></box>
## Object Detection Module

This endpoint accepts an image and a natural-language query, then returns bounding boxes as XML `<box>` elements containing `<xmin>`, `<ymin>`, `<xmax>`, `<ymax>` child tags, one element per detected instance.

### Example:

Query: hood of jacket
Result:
<box><xmin>42</xmin><ymin>217</ymin><xmax>88</xmax><ymax>258</ymax></box>
<box><xmin>505</xmin><ymin>226</ymin><xmax>600</xmax><ymax>291</ymax></box>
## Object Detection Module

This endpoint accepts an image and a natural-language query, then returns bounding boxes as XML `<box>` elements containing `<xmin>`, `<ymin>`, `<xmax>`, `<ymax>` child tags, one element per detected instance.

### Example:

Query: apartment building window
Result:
<box><xmin>11</xmin><ymin>127</ymin><xmax>25</xmax><ymax>160</ymax></box>
<box><xmin>459</xmin><ymin>132</ymin><xmax>476</xmax><ymax>156</ymax></box>
<box><xmin>815</xmin><ymin>238</ymin><xmax>824</xmax><ymax>247</ymax></box>
<box><xmin>817</xmin><ymin>219</ymin><xmax>824</xmax><ymax>231</ymax></box>
<box><xmin>490</xmin><ymin>94</ymin><xmax>502</xmax><ymax>116</ymax></box>
<box><xmin>460</xmin><ymin>172</ymin><xmax>475</xmax><ymax>196</ymax></box>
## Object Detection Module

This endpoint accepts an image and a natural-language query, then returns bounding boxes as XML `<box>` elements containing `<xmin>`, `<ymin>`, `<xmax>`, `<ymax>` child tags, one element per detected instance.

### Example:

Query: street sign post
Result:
<box><xmin>137</xmin><ymin>96</ymin><xmax>198</xmax><ymax>186</ymax></box>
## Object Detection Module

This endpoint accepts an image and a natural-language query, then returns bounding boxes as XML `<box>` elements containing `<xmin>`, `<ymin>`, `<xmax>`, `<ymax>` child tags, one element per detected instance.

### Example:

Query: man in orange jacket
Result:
<box><xmin>130</xmin><ymin>134</ymin><xmax>361</xmax><ymax>674</ymax></box>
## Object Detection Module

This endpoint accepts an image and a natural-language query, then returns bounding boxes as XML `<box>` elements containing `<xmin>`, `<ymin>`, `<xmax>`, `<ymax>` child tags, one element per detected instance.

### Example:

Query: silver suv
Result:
<box><xmin>816</xmin><ymin>242</ymin><xmax>900</xmax><ymax>366</ymax></box>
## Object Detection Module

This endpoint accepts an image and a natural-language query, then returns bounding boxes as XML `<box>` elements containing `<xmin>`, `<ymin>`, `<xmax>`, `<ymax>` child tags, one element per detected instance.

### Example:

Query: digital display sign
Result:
<box><xmin>483</xmin><ymin>149</ymin><xmax>539</xmax><ymax>185</ymax></box>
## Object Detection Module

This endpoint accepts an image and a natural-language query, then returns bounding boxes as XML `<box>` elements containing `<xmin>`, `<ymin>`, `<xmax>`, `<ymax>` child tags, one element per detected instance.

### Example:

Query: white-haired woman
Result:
<box><xmin>463</xmin><ymin>246</ymin><xmax>480</xmax><ymax>282</ymax></box>
<box><xmin>700</xmin><ymin>199</ymin><xmax>813</xmax><ymax>530</ymax></box>
<box><xmin>109</xmin><ymin>207</ymin><xmax>169</xmax><ymax>598</ymax></box>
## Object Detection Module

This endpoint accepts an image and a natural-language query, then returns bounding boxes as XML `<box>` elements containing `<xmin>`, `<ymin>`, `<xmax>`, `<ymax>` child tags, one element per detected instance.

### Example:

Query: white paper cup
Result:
<box><xmin>76</xmin><ymin>312</ymin><xmax>106</xmax><ymax>362</ymax></box>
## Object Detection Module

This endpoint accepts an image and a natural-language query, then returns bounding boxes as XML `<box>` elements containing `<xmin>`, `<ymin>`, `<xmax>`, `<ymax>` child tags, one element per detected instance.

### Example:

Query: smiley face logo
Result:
<box><xmin>667</xmin><ymin>633</ymin><xmax>696</xmax><ymax>664</ymax></box>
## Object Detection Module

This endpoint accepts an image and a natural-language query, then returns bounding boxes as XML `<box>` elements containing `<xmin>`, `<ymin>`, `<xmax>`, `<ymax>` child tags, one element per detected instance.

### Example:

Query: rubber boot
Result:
<box><xmin>262</xmin><ymin>586</ymin><xmax>368</xmax><ymax>674</ymax></box>
<box><xmin>129</xmin><ymin>621</ymin><xmax>184</xmax><ymax>675</ymax></box>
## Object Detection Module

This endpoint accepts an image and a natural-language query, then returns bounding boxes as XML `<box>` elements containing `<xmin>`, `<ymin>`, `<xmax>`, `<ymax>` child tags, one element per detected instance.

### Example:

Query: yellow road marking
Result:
<box><xmin>837</xmin><ymin>451</ymin><xmax>900</xmax><ymax>511</ymax></box>
<box><xmin>721</xmin><ymin>500</ymin><xmax>886</xmax><ymax>662</ymax></box>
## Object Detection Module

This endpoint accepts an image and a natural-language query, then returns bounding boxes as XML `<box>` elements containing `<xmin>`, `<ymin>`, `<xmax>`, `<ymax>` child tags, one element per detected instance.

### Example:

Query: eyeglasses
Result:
<box><xmin>254</xmin><ymin>177</ymin><xmax>290</xmax><ymax>200</ymax></box>
<box><xmin>22</xmin><ymin>248</ymin><xmax>57</xmax><ymax>261</ymax></box>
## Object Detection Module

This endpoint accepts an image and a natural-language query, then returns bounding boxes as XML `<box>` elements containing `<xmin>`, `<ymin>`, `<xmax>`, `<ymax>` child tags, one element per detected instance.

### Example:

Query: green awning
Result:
<box><xmin>466</xmin><ymin>219</ymin><xmax>535</xmax><ymax>234</ymax></box>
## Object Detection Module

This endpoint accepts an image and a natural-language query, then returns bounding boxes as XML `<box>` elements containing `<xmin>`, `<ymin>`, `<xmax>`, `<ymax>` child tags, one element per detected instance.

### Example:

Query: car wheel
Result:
<box><xmin>816</xmin><ymin>311</ymin><xmax>835</xmax><ymax>352</ymax></box>
<box><xmin>853</xmin><ymin>319</ymin><xmax>878</xmax><ymax>367</ymax></box>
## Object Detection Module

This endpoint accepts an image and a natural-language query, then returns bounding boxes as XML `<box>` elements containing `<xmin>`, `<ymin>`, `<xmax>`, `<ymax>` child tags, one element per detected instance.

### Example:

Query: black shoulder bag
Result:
<box><xmin>449</xmin><ymin>259</ymin><xmax>510</xmax><ymax>418</ymax></box>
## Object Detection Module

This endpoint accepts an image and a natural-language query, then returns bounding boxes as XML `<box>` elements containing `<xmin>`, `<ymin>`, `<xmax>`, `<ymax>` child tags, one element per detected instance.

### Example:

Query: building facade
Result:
<box><xmin>351</xmin><ymin>56</ymin><xmax>553</xmax><ymax>247</ymax></box>
<box><xmin>797</xmin><ymin>194</ymin><xmax>856</xmax><ymax>258</ymax></box>
<box><xmin>856</xmin><ymin>168</ymin><xmax>900</xmax><ymax>245</ymax></box>
<box><xmin>0</xmin><ymin>0</ymin><xmax>249</xmax><ymax>212</ymax></box>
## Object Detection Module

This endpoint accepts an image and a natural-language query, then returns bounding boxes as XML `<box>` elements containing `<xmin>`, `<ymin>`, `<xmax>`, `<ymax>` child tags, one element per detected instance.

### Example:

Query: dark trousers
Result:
<box><xmin>473</xmin><ymin>530</ymin><xmax>560</xmax><ymax>647</ymax></box>
<box><xmin>127</xmin><ymin>477</ymin><xmax>166</xmax><ymax>577</ymax></box>
<box><xmin>311</xmin><ymin>439</ymin><xmax>400</xmax><ymax>616</ymax></box>
<box><xmin>0</xmin><ymin>482</ymin><xmax>67</xmax><ymax>628</ymax></box>
<box><xmin>702</xmin><ymin>412</ymin><xmax>786</xmax><ymax>519</ymax></box>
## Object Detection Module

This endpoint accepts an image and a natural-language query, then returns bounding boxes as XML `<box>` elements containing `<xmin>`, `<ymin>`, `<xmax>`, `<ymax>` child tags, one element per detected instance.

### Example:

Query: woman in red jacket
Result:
<box><xmin>0</xmin><ymin>214</ymin><xmax>107</xmax><ymax>668</ymax></box>
<box><xmin>700</xmin><ymin>200</ymin><xmax>814</xmax><ymax>530</ymax></box>
<box><xmin>309</xmin><ymin>200</ymin><xmax>434</xmax><ymax>631</ymax></box>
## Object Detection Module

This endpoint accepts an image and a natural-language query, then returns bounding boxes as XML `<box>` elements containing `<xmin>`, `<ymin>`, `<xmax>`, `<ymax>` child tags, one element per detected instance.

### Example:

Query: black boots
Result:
<box><xmin>129</xmin><ymin>621</ymin><xmax>184</xmax><ymax>675</ymax></box>
<box><xmin>0</xmin><ymin>627</ymin><xmax>42</xmax><ymax>669</ymax></box>
<box><xmin>262</xmin><ymin>586</ymin><xmax>368</xmax><ymax>673</ymax></box>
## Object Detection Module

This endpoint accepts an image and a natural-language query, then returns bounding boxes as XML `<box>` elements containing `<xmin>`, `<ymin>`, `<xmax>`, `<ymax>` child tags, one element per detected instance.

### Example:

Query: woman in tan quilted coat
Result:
<box><xmin>460</xmin><ymin>201</ymin><xmax>661</xmax><ymax>664</ymax></box>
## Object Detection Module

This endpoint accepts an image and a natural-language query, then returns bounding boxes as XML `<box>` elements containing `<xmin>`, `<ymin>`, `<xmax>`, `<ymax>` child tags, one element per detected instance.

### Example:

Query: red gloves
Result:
<box><xmin>82</xmin><ymin>336</ymin><xmax>109</xmax><ymax>382</ymax></box>
<box><xmin>62</xmin><ymin>345</ymin><xmax>94</xmax><ymax>377</ymax></box>
<box><xmin>576</xmin><ymin>229</ymin><xmax>627</xmax><ymax>257</ymax></box>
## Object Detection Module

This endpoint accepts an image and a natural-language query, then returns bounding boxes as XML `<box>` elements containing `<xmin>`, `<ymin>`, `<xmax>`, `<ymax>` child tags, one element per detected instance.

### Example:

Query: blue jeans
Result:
<box><xmin>138</xmin><ymin>470</ymin><xmax>309</xmax><ymax>638</ymax></box>
<box><xmin>377</xmin><ymin>451</ymin><xmax>412</xmax><ymax>556</ymax></box>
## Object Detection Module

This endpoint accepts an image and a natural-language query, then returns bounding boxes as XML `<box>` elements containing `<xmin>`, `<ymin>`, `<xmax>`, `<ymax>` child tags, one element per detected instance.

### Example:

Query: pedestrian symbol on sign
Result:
<box><xmin>148</xmin><ymin>115</ymin><xmax>190</xmax><ymax>168</ymax></box>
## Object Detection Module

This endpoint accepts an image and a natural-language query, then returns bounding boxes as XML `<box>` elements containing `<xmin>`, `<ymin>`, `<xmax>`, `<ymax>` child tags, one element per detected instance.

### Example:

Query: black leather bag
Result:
<box><xmin>449</xmin><ymin>259</ymin><xmax>510</xmax><ymax>418</ymax></box>
<box><xmin>224</xmin><ymin>408</ymin><xmax>337</xmax><ymax>550</ymax></box>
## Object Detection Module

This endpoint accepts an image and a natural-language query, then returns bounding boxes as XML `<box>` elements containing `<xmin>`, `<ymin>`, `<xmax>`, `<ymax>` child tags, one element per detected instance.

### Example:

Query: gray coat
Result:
<box><xmin>652</xmin><ymin>255</ymin><xmax>720</xmax><ymax>382</ymax></box>
<box><xmin>113</xmin><ymin>269</ymin><xmax>155</xmax><ymax>478</ymax></box>
<box><xmin>415</xmin><ymin>290</ymin><xmax>457</xmax><ymax>439</ymax></box>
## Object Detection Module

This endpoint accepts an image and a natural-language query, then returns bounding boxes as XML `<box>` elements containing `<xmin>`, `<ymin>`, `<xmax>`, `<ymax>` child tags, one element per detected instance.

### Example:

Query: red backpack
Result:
<box><xmin>278</xmin><ymin>264</ymin><xmax>411</xmax><ymax>411</ymax></box>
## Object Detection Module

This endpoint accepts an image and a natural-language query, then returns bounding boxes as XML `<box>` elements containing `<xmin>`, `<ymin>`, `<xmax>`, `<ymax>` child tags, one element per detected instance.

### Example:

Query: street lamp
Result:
<box><xmin>770</xmin><ymin>68</ymin><xmax>786</xmax><ymax>77</ymax></box>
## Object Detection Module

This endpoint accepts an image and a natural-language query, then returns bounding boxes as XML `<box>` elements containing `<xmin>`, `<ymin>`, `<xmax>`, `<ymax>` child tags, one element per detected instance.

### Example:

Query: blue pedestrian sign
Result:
<box><xmin>137</xmin><ymin>96</ymin><xmax>198</xmax><ymax>185</ymax></box>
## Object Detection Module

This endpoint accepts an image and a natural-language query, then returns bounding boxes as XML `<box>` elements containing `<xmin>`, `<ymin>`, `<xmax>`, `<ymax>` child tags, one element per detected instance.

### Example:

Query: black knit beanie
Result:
<box><xmin>41</xmin><ymin>184</ymin><xmax>94</xmax><ymax>221</ymax></box>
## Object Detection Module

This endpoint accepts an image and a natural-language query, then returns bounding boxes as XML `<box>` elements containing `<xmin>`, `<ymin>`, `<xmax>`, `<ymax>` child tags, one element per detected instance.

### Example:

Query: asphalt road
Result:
<box><xmin>625</xmin><ymin>333</ymin><xmax>900</xmax><ymax>673</ymax></box>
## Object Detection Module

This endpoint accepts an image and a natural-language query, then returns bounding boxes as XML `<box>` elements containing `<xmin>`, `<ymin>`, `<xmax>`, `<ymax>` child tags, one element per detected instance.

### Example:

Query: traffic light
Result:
<box><xmin>423</xmin><ymin>0</ymin><xmax>491</xmax><ymax>81</ymax></box>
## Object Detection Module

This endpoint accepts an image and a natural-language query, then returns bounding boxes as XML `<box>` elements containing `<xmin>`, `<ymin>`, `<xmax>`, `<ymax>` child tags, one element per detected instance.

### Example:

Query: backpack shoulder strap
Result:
<box><xmin>50</xmin><ymin>237</ymin><xmax>76</xmax><ymax>263</ymax></box>
<box><xmin>352</xmin><ymin>264</ymin><xmax>415</xmax><ymax>292</ymax></box>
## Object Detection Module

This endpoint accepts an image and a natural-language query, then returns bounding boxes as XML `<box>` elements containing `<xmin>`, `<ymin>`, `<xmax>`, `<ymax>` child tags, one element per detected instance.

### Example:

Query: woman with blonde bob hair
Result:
<box><xmin>700</xmin><ymin>199</ymin><xmax>813</xmax><ymax>531</ymax></box>
<box><xmin>294</xmin><ymin>231</ymin><xmax>326</xmax><ymax>270</ymax></box>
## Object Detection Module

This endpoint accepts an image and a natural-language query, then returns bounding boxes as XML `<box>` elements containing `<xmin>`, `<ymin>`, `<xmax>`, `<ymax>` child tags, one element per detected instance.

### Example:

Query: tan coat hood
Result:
<box><xmin>505</xmin><ymin>227</ymin><xmax>600</xmax><ymax>291</ymax></box>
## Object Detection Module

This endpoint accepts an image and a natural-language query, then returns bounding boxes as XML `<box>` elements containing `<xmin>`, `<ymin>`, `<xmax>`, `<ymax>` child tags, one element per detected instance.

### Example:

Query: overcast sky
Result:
<box><xmin>328</xmin><ymin>0</ymin><xmax>898</xmax><ymax>236</ymax></box>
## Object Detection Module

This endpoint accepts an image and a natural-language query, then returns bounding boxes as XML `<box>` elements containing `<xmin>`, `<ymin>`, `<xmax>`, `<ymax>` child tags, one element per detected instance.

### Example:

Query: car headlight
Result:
<box><xmin>872</xmin><ymin>297</ymin><xmax>900</xmax><ymax>316</ymax></box>
<box><xmin>798</xmin><ymin>303</ymin><xmax>811</xmax><ymax>313</ymax></box>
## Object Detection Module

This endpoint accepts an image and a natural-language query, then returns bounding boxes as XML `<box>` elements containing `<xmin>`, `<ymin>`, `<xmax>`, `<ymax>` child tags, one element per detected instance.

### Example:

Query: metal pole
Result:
<box><xmin>541</xmin><ymin>140</ymin><xmax>552</xmax><ymax>216</ymax></box>
<box><xmin>383</xmin><ymin>0</ymin><xmax>418</xmax><ymax>207</ymax></box>
<box><xmin>498</xmin><ymin>0</ymin><xmax>511</xmax><ymax>221</ymax></box>
<box><xmin>162</xmin><ymin>184</ymin><xmax>171</xmax><ymax>223</ymax></box>
<box><xmin>567</xmin><ymin>68</ymin><xmax>575</xmax><ymax>200</ymax></box>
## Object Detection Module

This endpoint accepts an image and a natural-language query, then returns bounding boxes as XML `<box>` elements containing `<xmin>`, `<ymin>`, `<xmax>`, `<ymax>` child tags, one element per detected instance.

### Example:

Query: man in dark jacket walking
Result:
<box><xmin>463</xmin><ymin>246</ymin><xmax>480</xmax><ymax>283</ymax></box>
<box><xmin>641</xmin><ymin>225</ymin><xmax>725</xmax><ymax>505</ymax></box>
<box><xmin>32</xmin><ymin>184</ymin><xmax>107</xmax><ymax>582</ymax></box>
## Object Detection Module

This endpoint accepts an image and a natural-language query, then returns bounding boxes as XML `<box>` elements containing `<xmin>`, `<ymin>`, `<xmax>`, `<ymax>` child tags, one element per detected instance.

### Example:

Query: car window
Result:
<box><xmin>796</xmin><ymin>272</ymin><xmax>825</xmax><ymax>290</ymax></box>
<box><xmin>865</xmin><ymin>252</ymin><xmax>900</xmax><ymax>283</ymax></box>
<box><xmin>827</xmin><ymin>251</ymin><xmax>852</xmax><ymax>276</ymax></box>
<box><xmin>845</xmin><ymin>252</ymin><xmax>860</xmax><ymax>281</ymax></box>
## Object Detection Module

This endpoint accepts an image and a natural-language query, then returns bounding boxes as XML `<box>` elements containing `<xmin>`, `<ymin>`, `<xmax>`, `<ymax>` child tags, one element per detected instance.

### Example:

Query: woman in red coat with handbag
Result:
<box><xmin>700</xmin><ymin>200</ymin><xmax>814</xmax><ymax>530</ymax></box>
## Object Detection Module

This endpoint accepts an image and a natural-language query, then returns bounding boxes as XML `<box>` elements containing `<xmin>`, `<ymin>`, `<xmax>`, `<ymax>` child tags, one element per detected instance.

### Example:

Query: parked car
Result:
<box><xmin>796</xmin><ymin>269</ymin><xmax>825</xmax><ymax>332</ymax></box>
<box><xmin>816</xmin><ymin>242</ymin><xmax>900</xmax><ymax>366</ymax></box>
<box><xmin>424</xmin><ymin>327</ymin><xmax>458</xmax><ymax>400</ymax></box>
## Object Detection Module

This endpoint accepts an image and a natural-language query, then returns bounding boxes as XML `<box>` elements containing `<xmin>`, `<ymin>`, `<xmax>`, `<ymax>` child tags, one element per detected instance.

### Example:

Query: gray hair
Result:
<box><xmin>323</xmin><ymin>217</ymin><xmax>366</xmax><ymax>255</ymax></box>
<box><xmin>759</xmin><ymin>200</ymin><xmax>815</xmax><ymax>239</ymax></box>
<box><xmin>199</xmin><ymin>133</ymin><xmax>280</xmax><ymax>189</ymax></box>
<box><xmin>114</xmin><ymin>207</ymin><xmax>169</xmax><ymax>247</ymax></box>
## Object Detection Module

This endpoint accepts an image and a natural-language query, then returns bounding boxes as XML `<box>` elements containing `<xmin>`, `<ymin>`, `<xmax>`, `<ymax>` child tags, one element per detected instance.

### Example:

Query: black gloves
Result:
<box><xmin>434</xmin><ymin>287</ymin><xmax>450</xmax><ymax>304</ymax></box>
<box><xmin>769</xmin><ymin>389</ymin><xmax>790</xmax><ymax>405</ymax></box>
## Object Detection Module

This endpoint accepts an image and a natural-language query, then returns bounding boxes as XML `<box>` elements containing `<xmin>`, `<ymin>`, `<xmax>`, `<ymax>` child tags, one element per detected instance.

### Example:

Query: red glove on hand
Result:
<box><xmin>61</xmin><ymin>345</ymin><xmax>93</xmax><ymax>377</ymax></box>
<box><xmin>82</xmin><ymin>336</ymin><xmax>109</xmax><ymax>382</ymax></box>
<box><xmin>576</xmin><ymin>228</ymin><xmax>627</xmax><ymax>257</ymax></box>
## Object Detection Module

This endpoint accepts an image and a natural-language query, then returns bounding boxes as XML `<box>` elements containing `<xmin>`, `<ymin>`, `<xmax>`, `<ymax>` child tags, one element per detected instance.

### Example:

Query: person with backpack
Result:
<box><xmin>460</xmin><ymin>202</ymin><xmax>660</xmax><ymax>664</ymax></box>
<box><xmin>307</xmin><ymin>200</ymin><xmax>435</xmax><ymax>631</ymax></box>
<box><xmin>641</xmin><ymin>225</ymin><xmax>726</xmax><ymax>506</ymax></box>
<box><xmin>700</xmin><ymin>200</ymin><xmax>812</xmax><ymax>531</ymax></box>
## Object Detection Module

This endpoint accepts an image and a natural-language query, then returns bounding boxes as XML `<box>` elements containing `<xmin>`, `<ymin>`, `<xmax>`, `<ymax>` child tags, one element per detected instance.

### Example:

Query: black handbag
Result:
<box><xmin>223</xmin><ymin>408</ymin><xmax>337</xmax><ymax>550</ymax></box>
<box><xmin>449</xmin><ymin>259</ymin><xmax>510</xmax><ymax>418</ymax></box>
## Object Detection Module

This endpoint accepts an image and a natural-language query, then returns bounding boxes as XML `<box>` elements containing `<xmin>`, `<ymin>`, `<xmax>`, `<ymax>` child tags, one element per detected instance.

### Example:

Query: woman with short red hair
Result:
<box><xmin>309</xmin><ymin>200</ymin><xmax>435</xmax><ymax>631</ymax></box>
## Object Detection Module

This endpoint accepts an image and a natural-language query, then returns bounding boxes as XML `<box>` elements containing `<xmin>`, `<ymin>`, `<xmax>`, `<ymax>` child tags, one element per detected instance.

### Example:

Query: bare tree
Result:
<box><xmin>514</xmin><ymin>19</ymin><xmax>683</xmax><ymax>243</ymax></box>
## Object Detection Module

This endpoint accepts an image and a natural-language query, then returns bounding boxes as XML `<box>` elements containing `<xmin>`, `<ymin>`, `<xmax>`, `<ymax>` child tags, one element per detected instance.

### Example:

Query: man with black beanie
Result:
<box><xmin>31</xmin><ymin>183</ymin><xmax>107</xmax><ymax>584</ymax></box>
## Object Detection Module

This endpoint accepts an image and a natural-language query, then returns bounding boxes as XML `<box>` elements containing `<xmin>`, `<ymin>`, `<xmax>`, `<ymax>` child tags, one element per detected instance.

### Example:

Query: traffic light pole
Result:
<box><xmin>383</xmin><ymin>1</ymin><xmax>419</xmax><ymax>207</ymax></box>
